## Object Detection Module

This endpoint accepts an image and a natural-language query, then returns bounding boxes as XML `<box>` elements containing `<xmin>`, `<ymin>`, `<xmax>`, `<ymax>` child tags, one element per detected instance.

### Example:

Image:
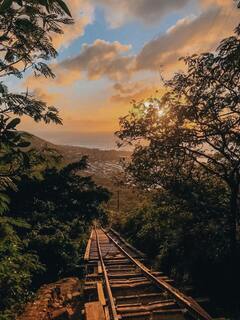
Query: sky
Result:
<box><xmin>18</xmin><ymin>0</ymin><xmax>239</xmax><ymax>149</ymax></box>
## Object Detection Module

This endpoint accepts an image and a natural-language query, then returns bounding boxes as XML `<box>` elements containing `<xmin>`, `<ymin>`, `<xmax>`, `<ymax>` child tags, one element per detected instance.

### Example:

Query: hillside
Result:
<box><xmin>24</xmin><ymin>133</ymin><xmax>147</xmax><ymax>213</ymax></box>
<box><xmin>26</xmin><ymin>132</ymin><xmax>130</xmax><ymax>160</ymax></box>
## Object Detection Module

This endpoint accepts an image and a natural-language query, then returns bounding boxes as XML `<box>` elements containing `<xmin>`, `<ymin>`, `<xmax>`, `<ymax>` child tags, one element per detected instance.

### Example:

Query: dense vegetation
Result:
<box><xmin>0</xmin><ymin>1</ymin><xmax>110</xmax><ymax>319</ymax></box>
<box><xmin>0</xmin><ymin>0</ymin><xmax>239</xmax><ymax>319</ymax></box>
<box><xmin>0</xmin><ymin>156</ymin><xmax>110</xmax><ymax>318</ymax></box>
<box><xmin>116</xmin><ymin>18</ymin><xmax>240</xmax><ymax>317</ymax></box>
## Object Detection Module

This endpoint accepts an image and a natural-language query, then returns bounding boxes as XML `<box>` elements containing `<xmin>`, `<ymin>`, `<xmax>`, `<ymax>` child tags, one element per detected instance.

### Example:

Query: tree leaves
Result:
<box><xmin>16</xmin><ymin>141</ymin><xmax>31</xmax><ymax>148</ymax></box>
<box><xmin>5</xmin><ymin>118</ymin><xmax>20</xmax><ymax>130</ymax></box>
<box><xmin>55</xmin><ymin>0</ymin><xmax>72</xmax><ymax>17</ymax></box>
<box><xmin>0</xmin><ymin>0</ymin><xmax>13</xmax><ymax>12</ymax></box>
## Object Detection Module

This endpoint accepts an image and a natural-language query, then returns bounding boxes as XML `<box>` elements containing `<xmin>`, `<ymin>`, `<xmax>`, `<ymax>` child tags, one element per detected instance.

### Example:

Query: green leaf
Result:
<box><xmin>0</xmin><ymin>82</ymin><xmax>8</xmax><ymax>94</ymax></box>
<box><xmin>0</xmin><ymin>0</ymin><xmax>13</xmax><ymax>12</ymax></box>
<box><xmin>0</xmin><ymin>34</ymin><xmax>10</xmax><ymax>41</ymax></box>
<box><xmin>17</xmin><ymin>141</ymin><xmax>31</xmax><ymax>148</ymax></box>
<box><xmin>6</xmin><ymin>118</ymin><xmax>21</xmax><ymax>130</ymax></box>
<box><xmin>55</xmin><ymin>0</ymin><xmax>72</xmax><ymax>17</ymax></box>
<box><xmin>0</xmin><ymin>193</ymin><xmax>10</xmax><ymax>215</ymax></box>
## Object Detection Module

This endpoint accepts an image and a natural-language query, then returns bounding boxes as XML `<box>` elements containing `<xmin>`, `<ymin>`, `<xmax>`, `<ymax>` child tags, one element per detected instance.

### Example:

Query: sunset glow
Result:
<box><xmin>15</xmin><ymin>0</ymin><xmax>239</xmax><ymax>148</ymax></box>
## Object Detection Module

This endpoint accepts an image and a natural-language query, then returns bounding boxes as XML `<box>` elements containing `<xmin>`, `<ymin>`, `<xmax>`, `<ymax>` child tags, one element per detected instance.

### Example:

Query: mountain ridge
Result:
<box><xmin>24</xmin><ymin>132</ymin><xmax>131</xmax><ymax>163</ymax></box>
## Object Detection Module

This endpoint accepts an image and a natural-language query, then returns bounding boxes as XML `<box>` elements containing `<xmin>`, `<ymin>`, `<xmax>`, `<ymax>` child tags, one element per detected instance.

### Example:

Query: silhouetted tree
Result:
<box><xmin>117</xmin><ymin>25</ymin><xmax>240</xmax><ymax>260</ymax></box>
<box><xmin>0</xmin><ymin>0</ymin><xmax>72</xmax><ymax>211</ymax></box>
<box><xmin>8</xmin><ymin>156</ymin><xmax>111</xmax><ymax>222</ymax></box>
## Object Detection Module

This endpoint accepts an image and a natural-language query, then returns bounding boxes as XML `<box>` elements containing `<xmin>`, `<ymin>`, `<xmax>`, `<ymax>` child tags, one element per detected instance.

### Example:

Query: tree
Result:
<box><xmin>0</xmin><ymin>0</ymin><xmax>73</xmax><ymax>212</ymax></box>
<box><xmin>0</xmin><ymin>217</ymin><xmax>44</xmax><ymax>318</ymax></box>
<box><xmin>6</xmin><ymin>157</ymin><xmax>110</xmax><ymax>285</ymax></box>
<box><xmin>8</xmin><ymin>156</ymin><xmax>111</xmax><ymax>222</ymax></box>
<box><xmin>117</xmin><ymin>24</ymin><xmax>240</xmax><ymax>260</ymax></box>
<box><xmin>0</xmin><ymin>2</ymin><xmax>76</xmax><ymax>317</ymax></box>
<box><xmin>0</xmin><ymin>0</ymin><xmax>73</xmax><ymax>122</ymax></box>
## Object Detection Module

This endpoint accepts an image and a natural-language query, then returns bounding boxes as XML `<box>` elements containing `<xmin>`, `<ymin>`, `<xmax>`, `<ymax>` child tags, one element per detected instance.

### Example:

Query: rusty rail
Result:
<box><xmin>95</xmin><ymin>227</ymin><xmax>119</xmax><ymax>320</ymax></box>
<box><xmin>102</xmin><ymin>227</ymin><xmax>212</xmax><ymax>320</ymax></box>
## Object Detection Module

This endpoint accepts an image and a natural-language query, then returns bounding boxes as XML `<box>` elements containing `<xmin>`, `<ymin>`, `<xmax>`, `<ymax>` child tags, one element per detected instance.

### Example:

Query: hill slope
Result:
<box><xmin>24</xmin><ymin>133</ymin><xmax>146</xmax><ymax>213</ymax></box>
<box><xmin>25</xmin><ymin>133</ymin><xmax>130</xmax><ymax>176</ymax></box>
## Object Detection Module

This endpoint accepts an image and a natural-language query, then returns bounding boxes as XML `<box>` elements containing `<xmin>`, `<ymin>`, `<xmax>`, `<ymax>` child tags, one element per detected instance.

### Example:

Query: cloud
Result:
<box><xmin>200</xmin><ymin>0</ymin><xmax>234</xmax><ymax>8</ymax></box>
<box><xmin>111</xmin><ymin>81</ymin><xmax>162</xmax><ymax>104</ymax></box>
<box><xmin>52</xmin><ymin>0</ymin><xmax>94</xmax><ymax>49</ymax></box>
<box><xmin>136</xmin><ymin>3</ymin><xmax>239</xmax><ymax>73</ymax></box>
<box><xmin>60</xmin><ymin>39</ymin><xmax>135</xmax><ymax>81</ymax></box>
<box><xmin>92</xmin><ymin>0</ymin><xmax>190</xmax><ymax>28</ymax></box>
<box><xmin>19</xmin><ymin>0</ymin><xmax>240</xmax><ymax>150</ymax></box>
<box><xmin>58</xmin><ymin>1</ymin><xmax>239</xmax><ymax>83</ymax></box>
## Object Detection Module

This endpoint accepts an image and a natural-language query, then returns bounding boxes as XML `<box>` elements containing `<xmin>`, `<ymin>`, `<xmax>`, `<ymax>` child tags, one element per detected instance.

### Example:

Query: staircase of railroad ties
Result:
<box><xmin>83</xmin><ymin>227</ymin><xmax>221</xmax><ymax>320</ymax></box>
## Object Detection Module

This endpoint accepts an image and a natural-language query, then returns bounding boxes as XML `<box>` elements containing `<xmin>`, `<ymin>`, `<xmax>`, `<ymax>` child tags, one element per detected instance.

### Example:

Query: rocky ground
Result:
<box><xmin>18</xmin><ymin>278</ymin><xmax>84</xmax><ymax>320</ymax></box>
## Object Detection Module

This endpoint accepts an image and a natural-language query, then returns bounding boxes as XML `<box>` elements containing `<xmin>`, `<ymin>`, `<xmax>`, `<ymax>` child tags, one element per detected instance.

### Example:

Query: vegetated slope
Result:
<box><xmin>26</xmin><ymin>132</ymin><xmax>130</xmax><ymax>165</ymax></box>
<box><xmin>24</xmin><ymin>133</ymin><xmax>146</xmax><ymax>213</ymax></box>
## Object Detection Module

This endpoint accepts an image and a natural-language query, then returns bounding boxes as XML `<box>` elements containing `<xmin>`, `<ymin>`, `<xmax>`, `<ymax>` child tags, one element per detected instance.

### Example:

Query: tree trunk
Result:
<box><xmin>229</xmin><ymin>185</ymin><xmax>239</xmax><ymax>266</ymax></box>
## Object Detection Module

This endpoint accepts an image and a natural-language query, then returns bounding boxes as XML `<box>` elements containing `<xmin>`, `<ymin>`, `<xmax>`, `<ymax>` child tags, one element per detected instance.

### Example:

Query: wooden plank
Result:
<box><xmin>84</xmin><ymin>230</ymin><xmax>94</xmax><ymax>261</ymax></box>
<box><xmin>85</xmin><ymin>301</ymin><xmax>105</xmax><ymax>320</ymax></box>
<box><xmin>97</xmin><ymin>281</ymin><xmax>106</xmax><ymax>306</ymax></box>
<box><xmin>104</xmin><ymin>306</ymin><xmax>110</xmax><ymax>320</ymax></box>
<box><xmin>98</xmin><ymin>261</ymin><xmax>103</xmax><ymax>274</ymax></box>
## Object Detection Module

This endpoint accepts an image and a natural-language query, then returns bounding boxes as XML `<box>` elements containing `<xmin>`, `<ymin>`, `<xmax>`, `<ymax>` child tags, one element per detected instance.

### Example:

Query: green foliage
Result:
<box><xmin>28</xmin><ymin>218</ymin><xmax>87</xmax><ymax>285</ymax></box>
<box><xmin>0</xmin><ymin>155</ymin><xmax>110</xmax><ymax>319</ymax></box>
<box><xmin>113</xmin><ymin>173</ymin><xmax>234</xmax><ymax>305</ymax></box>
<box><xmin>0</xmin><ymin>217</ymin><xmax>44</xmax><ymax>319</ymax></box>
<box><xmin>117</xmin><ymin>24</ymin><xmax>240</xmax><ymax>258</ymax></box>
<box><xmin>8</xmin><ymin>156</ymin><xmax>110</xmax><ymax>222</ymax></box>
<box><xmin>116</xmin><ymin>20</ymin><xmax>240</xmax><ymax>315</ymax></box>
<box><xmin>0</xmin><ymin>0</ymin><xmax>72</xmax><ymax>214</ymax></box>
<box><xmin>1</xmin><ymin>155</ymin><xmax>109</xmax><ymax>310</ymax></box>
<box><xmin>0</xmin><ymin>0</ymin><xmax>72</xmax><ymax>78</ymax></box>
<box><xmin>0</xmin><ymin>0</ymin><xmax>72</xmax><ymax>146</ymax></box>
<box><xmin>0</xmin><ymin>1</ymin><xmax>101</xmax><ymax>319</ymax></box>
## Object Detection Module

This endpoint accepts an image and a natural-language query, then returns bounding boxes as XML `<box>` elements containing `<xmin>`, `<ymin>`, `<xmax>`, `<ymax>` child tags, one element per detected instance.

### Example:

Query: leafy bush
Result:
<box><xmin>28</xmin><ymin>218</ymin><xmax>88</xmax><ymax>286</ymax></box>
<box><xmin>0</xmin><ymin>218</ymin><xmax>44</xmax><ymax>319</ymax></box>
<box><xmin>0</xmin><ymin>157</ymin><xmax>110</xmax><ymax>319</ymax></box>
<box><xmin>114</xmin><ymin>174</ymin><xmax>237</xmax><ymax>303</ymax></box>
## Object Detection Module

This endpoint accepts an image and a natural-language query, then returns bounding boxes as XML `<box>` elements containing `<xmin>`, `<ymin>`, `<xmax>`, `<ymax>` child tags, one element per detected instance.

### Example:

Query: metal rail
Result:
<box><xmin>94</xmin><ymin>227</ymin><xmax>119</xmax><ymax>320</ymax></box>
<box><xmin>102</xmin><ymin>227</ymin><xmax>212</xmax><ymax>320</ymax></box>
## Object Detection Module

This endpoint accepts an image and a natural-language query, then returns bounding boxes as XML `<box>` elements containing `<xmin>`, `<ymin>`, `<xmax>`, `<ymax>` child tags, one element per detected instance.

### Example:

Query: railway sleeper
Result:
<box><xmin>120</xmin><ymin>310</ymin><xmax>151</xmax><ymax>320</ymax></box>
<box><xmin>104</xmin><ymin>259</ymin><xmax>131</xmax><ymax>265</ymax></box>
<box><xmin>108</xmin><ymin>273</ymin><xmax>146</xmax><ymax>279</ymax></box>
<box><xmin>117</xmin><ymin>300</ymin><xmax>179</xmax><ymax>313</ymax></box>
<box><xmin>106</xmin><ymin>263</ymin><xmax>135</xmax><ymax>267</ymax></box>
<box><xmin>110</xmin><ymin>278</ymin><xmax>174</xmax><ymax>288</ymax></box>
<box><xmin>110</xmin><ymin>277</ymin><xmax>150</xmax><ymax>284</ymax></box>
<box><xmin>120</xmin><ymin>308</ymin><xmax>185</xmax><ymax>320</ymax></box>
<box><xmin>117</xmin><ymin>298</ymin><xmax>175</xmax><ymax>308</ymax></box>
<box><xmin>116</xmin><ymin>293</ymin><xmax>173</xmax><ymax>305</ymax></box>
<box><xmin>111</xmin><ymin>282</ymin><xmax>161</xmax><ymax>295</ymax></box>
<box><xmin>108</xmin><ymin>271</ymin><xmax>163</xmax><ymax>279</ymax></box>
<box><xmin>110</xmin><ymin>275</ymin><xmax>172</xmax><ymax>284</ymax></box>
<box><xmin>107</xmin><ymin>265</ymin><xmax>140</xmax><ymax>270</ymax></box>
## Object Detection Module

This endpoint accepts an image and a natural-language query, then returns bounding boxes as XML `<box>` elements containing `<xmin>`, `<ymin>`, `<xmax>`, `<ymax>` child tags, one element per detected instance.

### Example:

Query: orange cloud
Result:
<box><xmin>59</xmin><ymin>1</ymin><xmax>239</xmax><ymax>83</ymax></box>
<box><xmin>52</xmin><ymin>0</ymin><xmax>94</xmax><ymax>49</ymax></box>
<box><xmin>19</xmin><ymin>0</ymin><xmax>240</xmax><ymax>147</ymax></box>
<box><xmin>60</xmin><ymin>39</ymin><xmax>135</xmax><ymax>81</ymax></box>
<box><xmin>91</xmin><ymin>0</ymin><xmax>191</xmax><ymax>28</ymax></box>
<box><xmin>136</xmin><ymin>4</ymin><xmax>239</xmax><ymax>74</ymax></box>
<box><xmin>111</xmin><ymin>81</ymin><xmax>162</xmax><ymax>104</ymax></box>
<box><xmin>32</xmin><ymin>88</ymin><xmax>58</xmax><ymax>104</ymax></box>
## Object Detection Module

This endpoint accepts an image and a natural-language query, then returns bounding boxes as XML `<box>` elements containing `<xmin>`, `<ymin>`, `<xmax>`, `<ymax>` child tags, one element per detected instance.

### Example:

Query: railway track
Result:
<box><xmin>83</xmin><ymin>227</ymin><xmax>213</xmax><ymax>320</ymax></box>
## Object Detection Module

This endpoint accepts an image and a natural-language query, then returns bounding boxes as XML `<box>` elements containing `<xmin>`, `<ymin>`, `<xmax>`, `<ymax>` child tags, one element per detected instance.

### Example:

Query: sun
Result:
<box><xmin>144</xmin><ymin>100</ymin><xmax>167</xmax><ymax>118</ymax></box>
